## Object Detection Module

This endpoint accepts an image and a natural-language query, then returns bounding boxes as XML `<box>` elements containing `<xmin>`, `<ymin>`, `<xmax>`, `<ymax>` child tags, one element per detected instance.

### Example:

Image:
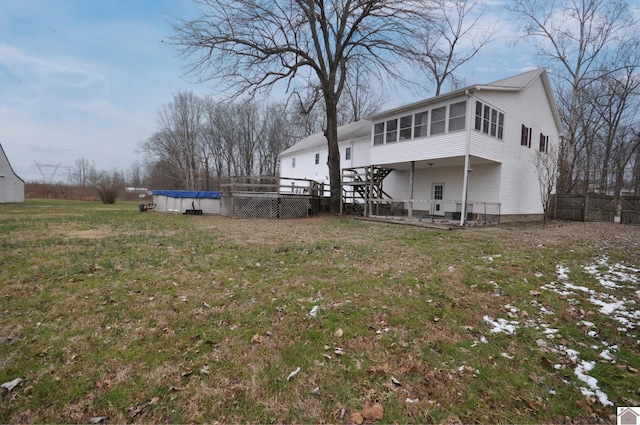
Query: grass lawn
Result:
<box><xmin>1</xmin><ymin>199</ymin><xmax>639</xmax><ymax>424</ymax></box>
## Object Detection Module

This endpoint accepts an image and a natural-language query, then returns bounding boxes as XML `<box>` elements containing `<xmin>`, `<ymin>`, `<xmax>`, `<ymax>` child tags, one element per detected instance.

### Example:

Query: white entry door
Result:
<box><xmin>432</xmin><ymin>183</ymin><xmax>444</xmax><ymax>216</ymax></box>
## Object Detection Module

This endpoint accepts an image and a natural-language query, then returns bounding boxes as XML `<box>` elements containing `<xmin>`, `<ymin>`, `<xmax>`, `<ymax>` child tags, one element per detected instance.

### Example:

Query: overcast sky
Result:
<box><xmin>1</xmin><ymin>0</ymin><xmax>637</xmax><ymax>183</ymax></box>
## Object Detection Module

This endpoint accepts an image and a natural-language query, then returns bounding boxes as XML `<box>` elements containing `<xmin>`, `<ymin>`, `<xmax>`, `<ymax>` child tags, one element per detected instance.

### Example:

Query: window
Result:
<box><xmin>474</xmin><ymin>101</ymin><xmax>504</xmax><ymax>140</ymax></box>
<box><xmin>539</xmin><ymin>133</ymin><xmax>548</xmax><ymax>153</ymax></box>
<box><xmin>399</xmin><ymin>115</ymin><xmax>412</xmax><ymax>140</ymax></box>
<box><xmin>521</xmin><ymin>125</ymin><xmax>532</xmax><ymax>147</ymax></box>
<box><xmin>414</xmin><ymin>111</ymin><xmax>428</xmax><ymax>138</ymax></box>
<box><xmin>373</xmin><ymin>122</ymin><xmax>384</xmax><ymax>146</ymax></box>
<box><xmin>490</xmin><ymin>109</ymin><xmax>497</xmax><ymax>137</ymax></box>
<box><xmin>482</xmin><ymin>105</ymin><xmax>490</xmax><ymax>134</ymax></box>
<box><xmin>448</xmin><ymin>101</ymin><xmax>466</xmax><ymax>132</ymax></box>
<box><xmin>345</xmin><ymin>146</ymin><xmax>351</xmax><ymax>160</ymax></box>
<box><xmin>315</xmin><ymin>153</ymin><xmax>320</xmax><ymax>164</ymax></box>
<box><xmin>386</xmin><ymin>119</ymin><xmax>398</xmax><ymax>143</ymax></box>
<box><xmin>433</xmin><ymin>184</ymin><xmax>444</xmax><ymax>200</ymax></box>
<box><xmin>292</xmin><ymin>157</ymin><xmax>296</xmax><ymax>168</ymax></box>
<box><xmin>430</xmin><ymin>106</ymin><xmax>446</xmax><ymax>135</ymax></box>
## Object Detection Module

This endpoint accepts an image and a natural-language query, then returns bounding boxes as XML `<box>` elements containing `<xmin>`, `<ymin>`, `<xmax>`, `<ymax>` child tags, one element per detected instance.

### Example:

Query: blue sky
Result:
<box><xmin>1</xmin><ymin>0</ymin><xmax>636</xmax><ymax>183</ymax></box>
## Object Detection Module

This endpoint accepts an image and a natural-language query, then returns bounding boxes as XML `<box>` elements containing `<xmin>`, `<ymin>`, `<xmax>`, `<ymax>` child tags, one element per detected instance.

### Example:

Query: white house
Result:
<box><xmin>0</xmin><ymin>143</ymin><xmax>24</xmax><ymax>203</ymax></box>
<box><xmin>279</xmin><ymin>68</ymin><xmax>563</xmax><ymax>223</ymax></box>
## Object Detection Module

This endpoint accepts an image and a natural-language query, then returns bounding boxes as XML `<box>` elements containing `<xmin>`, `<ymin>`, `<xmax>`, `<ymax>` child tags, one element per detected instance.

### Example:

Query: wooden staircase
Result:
<box><xmin>342</xmin><ymin>166</ymin><xmax>393</xmax><ymax>215</ymax></box>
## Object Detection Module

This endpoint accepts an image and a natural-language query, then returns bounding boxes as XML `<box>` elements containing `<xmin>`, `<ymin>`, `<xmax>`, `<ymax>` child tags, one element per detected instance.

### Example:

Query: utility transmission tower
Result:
<box><xmin>33</xmin><ymin>161</ymin><xmax>62</xmax><ymax>183</ymax></box>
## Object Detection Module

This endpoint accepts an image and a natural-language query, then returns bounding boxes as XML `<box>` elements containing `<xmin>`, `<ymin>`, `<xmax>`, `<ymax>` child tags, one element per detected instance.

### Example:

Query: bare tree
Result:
<box><xmin>172</xmin><ymin>0</ymin><xmax>425</xmax><ymax>212</ymax></box>
<box><xmin>72</xmin><ymin>158</ymin><xmax>94</xmax><ymax>187</ymax></box>
<box><xmin>140</xmin><ymin>91</ymin><xmax>204</xmax><ymax>190</ymax></box>
<box><xmin>534</xmin><ymin>146</ymin><xmax>559</xmax><ymax>224</ymax></box>
<box><xmin>508</xmin><ymin>0</ymin><xmax>634</xmax><ymax>194</ymax></box>
<box><xmin>418</xmin><ymin>0</ymin><xmax>498</xmax><ymax>96</ymax></box>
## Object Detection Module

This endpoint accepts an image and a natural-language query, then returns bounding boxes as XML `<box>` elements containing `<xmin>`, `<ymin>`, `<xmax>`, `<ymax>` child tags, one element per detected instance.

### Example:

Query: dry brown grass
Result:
<box><xmin>0</xmin><ymin>200</ymin><xmax>639</xmax><ymax>424</ymax></box>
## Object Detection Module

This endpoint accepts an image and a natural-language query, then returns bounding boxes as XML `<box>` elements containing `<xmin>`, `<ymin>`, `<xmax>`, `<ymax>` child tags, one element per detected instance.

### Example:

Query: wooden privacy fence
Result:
<box><xmin>553</xmin><ymin>194</ymin><xmax>640</xmax><ymax>225</ymax></box>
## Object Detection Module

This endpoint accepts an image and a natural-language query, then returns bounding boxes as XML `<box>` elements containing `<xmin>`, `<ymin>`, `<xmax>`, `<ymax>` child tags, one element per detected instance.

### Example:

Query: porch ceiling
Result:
<box><xmin>376</xmin><ymin>155</ymin><xmax>500</xmax><ymax>171</ymax></box>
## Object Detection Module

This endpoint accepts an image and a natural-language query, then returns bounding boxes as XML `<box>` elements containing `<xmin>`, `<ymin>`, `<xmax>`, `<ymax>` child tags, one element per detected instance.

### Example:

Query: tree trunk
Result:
<box><xmin>324</xmin><ymin>97</ymin><xmax>341</xmax><ymax>213</ymax></box>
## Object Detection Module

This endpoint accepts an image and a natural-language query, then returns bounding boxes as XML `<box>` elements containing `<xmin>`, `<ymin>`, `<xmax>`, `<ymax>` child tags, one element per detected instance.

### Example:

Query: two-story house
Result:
<box><xmin>279</xmin><ymin>68</ymin><xmax>563</xmax><ymax>223</ymax></box>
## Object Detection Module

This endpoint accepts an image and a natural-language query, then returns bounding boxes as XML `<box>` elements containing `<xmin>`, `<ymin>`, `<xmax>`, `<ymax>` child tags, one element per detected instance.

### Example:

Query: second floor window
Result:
<box><xmin>414</xmin><ymin>111</ymin><xmax>428</xmax><ymax>138</ymax></box>
<box><xmin>521</xmin><ymin>125</ymin><xmax>532</xmax><ymax>147</ymax></box>
<box><xmin>430</xmin><ymin>106</ymin><xmax>446</xmax><ymax>135</ymax></box>
<box><xmin>448</xmin><ymin>101</ymin><xmax>466</xmax><ymax>132</ymax></box>
<box><xmin>475</xmin><ymin>101</ymin><xmax>504</xmax><ymax>140</ymax></box>
<box><xmin>539</xmin><ymin>134</ymin><xmax>549</xmax><ymax>153</ymax></box>
<box><xmin>386</xmin><ymin>119</ymin><xmax>398</xmax><ymax>143</ymax></box>
<box><xmin>345</xmin><ymin>147</ymin><xmax>351</xmax><ymax>160</ymax></box>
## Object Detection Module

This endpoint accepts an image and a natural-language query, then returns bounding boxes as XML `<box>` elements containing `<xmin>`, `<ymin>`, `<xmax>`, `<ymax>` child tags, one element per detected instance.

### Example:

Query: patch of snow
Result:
<box><xmin>599</xmin><ymin>350</ymin><xmax>614</xmax><ymax>361</ymax></box>
<box><xmin>556</xmin><ymin>265</ymin><xmax>570</xmax><ymax>280</ymax></box>
<box><xmin>564</xmin><ymin>348</ymin><xmax>580</xmax><ymax>363</ymax></box>
<box><xmin>575</xmin><ymin>360</ymin><xmax>613</xmax><ymax>406</ymax></box>
<box><xmin>483</xmin><ymin>315</ymin><xmax>518</xmax><ymax>334</ymax></box>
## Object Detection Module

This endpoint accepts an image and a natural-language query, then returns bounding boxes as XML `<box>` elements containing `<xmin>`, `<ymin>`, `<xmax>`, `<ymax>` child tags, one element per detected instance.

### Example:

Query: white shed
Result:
<box><xmin>0</xmin><ymin>143</ymin><xmax>24</xmax><ymax>203</ymax></box>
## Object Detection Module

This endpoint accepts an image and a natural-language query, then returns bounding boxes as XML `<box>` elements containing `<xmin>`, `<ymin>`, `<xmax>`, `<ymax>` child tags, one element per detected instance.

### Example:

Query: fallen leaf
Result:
<box><xmin>334</xmin><ymin>328</ymin><xmax>344</xmax><ymax>338</ymax></box>
<box><xmin>576</xmin><ymin>398</ymin><xmax>593</xmax><ymax>413</ymax></box>
<box><xmin>89</xmin><ymin>417</ymin><xmax>108</xmax><ymax>424</ymax></box>
<box><xmin>349</xmin><ymin>412</ymin><xmax>364</xmax><ymax>425</ymax></box>
<box><xmin>391</xmin><ymin>376</ymin><xmax>401</xmax><ymax>387</ymax></box>
<box><xmin>251</xmin><ymin>334</ymin><xmax>263</xmax><ymax>344</ymax></box>
<box><xmin>361</xmin><ymin>402</ymin><xmax>384</xmax><ymax>421</ymax></box>
<box><xmin>334</xmin><ymin>347</ymin><xmax>345</xmax><ymax>356</ymax></box>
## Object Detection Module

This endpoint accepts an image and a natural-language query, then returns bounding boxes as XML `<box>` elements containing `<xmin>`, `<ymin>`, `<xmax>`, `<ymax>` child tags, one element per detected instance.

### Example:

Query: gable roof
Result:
<box><xmin>367</xmin><ymin>68</ymin><xmax>563</xmax><ymax>135</ymax></box>
<box><xmin>0</xmin><ymin>143</ymin><xmax>24</xmax><ymax>182</ymax></box>
<box><xmin>279</xmin><ymin>119</ymin><xmax>371</xmax><ymax>156</ymax></box>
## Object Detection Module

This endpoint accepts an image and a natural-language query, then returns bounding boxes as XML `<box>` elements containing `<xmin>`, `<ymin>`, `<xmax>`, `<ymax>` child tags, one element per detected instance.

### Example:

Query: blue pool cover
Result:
<box><xmin>152</xmin><ymin>190</ymin><xmax>221</xmax><ymax>199</ymax></box>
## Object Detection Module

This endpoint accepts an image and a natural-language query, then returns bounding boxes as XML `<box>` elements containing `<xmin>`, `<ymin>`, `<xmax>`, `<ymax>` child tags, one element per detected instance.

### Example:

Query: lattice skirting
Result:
<box><xmin>222</xmin><ymin>194</ymin><xmax>309</xmax><ymax>218</ymax></box>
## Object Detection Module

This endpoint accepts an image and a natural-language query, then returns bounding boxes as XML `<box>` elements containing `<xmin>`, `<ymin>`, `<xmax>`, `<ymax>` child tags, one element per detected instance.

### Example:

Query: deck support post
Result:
<box><xmin>409</xmin><ymin>161</ymin><xmax>415</xmax><ymax>219</ymax></box>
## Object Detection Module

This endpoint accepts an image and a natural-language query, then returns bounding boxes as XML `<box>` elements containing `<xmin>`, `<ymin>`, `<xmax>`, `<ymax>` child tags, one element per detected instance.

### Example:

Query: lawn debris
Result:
<box><xmin>286</xmin><ymin>366</ymin><xmax>301</xmax><ymax>381</ymax></box>
<box><xmin>361</xmin><ymin>402</ymin><xmax>384</xmax><ymax>421</ymax></box>
<box><xmin>128</xmin><ymin>396</ymin><xmax>159</xmax><ymax>418</ymax></box>
<box><xmin>1</xmin><ymin>378</ymin><xmax>23</xmax><ymax>392</ymax></box>
<box><xmin>89</xmin><ymin>416</ymin><xmax>108</xmax><ymax>424</ymax></box>
<box><xmin>309</xmin><ymin>305</ymin><xmax>320</xmax><ymax>317</ymax></box>
<box><xmin>333</xmin><ymin>328</ymin><xmax>344</xmax><ymax>338</ymax></box>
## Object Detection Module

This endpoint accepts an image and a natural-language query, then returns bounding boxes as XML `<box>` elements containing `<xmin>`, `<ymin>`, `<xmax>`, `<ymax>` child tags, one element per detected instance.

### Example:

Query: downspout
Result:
<box><xmin>460</xmin><ymin>90</ymin><xmax>473</xmax><ymax>226</ymax></box>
